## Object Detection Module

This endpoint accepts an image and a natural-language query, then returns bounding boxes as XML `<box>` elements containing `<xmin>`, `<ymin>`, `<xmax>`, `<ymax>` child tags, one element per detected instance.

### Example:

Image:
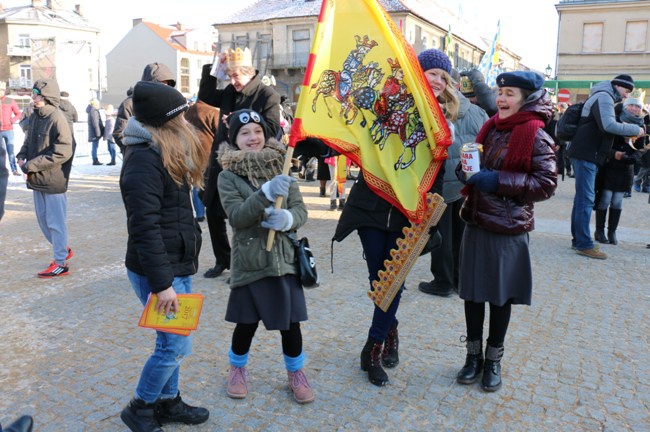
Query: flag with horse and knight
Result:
<box><xmin>289</xmin><ymin>0</ymin><xmax>451</xmax><ymax>311</ymax></box>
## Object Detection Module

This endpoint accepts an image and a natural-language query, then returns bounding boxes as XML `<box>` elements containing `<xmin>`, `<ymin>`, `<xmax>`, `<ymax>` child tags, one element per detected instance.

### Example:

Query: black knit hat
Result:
<box><xmin>228</xmin><ymin>109</ymin><xmax>269</xmax><ymax>145</ymax></box>
<box><xmin>611</xmin><ymin>74</ymin><xmax>635</xmax><ymax>91</ymax></box>
<box><xmin>417</xmin><ymin>49</ymin><xmax>452</xmax><ymax>74</ymax></box>
<box><xmin>133</xmin><ymin>81</ymin><xmax>188</xmax><ymax>127</ymax></box>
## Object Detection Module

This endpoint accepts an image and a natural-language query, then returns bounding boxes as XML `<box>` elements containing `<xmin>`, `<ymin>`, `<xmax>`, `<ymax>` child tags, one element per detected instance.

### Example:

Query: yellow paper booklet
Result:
<box><xmin>139</xmin><ymin>293</ymin><xmax>204</xmax><ymax>335</ymax></box>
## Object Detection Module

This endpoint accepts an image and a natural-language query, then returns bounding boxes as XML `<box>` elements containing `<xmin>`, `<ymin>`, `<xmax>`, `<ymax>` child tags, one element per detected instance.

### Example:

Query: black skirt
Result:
<box><xmin>458</xmin><ymin>225</ymin><xmax>532</xmax><ymax>306</ymax></box>
<box><xmin>225</xmin><ymin>274</ymin><xmax>308</xmax><ymax>330</ymax></box>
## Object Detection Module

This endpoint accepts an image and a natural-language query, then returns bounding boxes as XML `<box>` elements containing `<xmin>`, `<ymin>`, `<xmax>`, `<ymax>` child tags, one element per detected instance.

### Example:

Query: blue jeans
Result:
<box><xmin>192</xmin><ymin>187</ymin><xmax>205</xmax><ymax>219</ymax></box>
<box><xmin>357</xmin><ymin>227</ymin><xmax>403</xmax><ymax>342</ymax></box>
<box><xmin>1</xmin><ymin>130</ymin><xmax>17</xmax><ymax>172</ymax></box>
<box><xmin>127</xmin><ymin>270</ymin><xmax>193</xmax><ymax>403</ymax></box>
<box><xmin>597</xmin><ymin>189</ymin><xmax>623</xmax><ymax>210</ymax></box>
<box><xmin>570</xmin><ymin>159</ymin><xmax>598</xmax><ymax>250</ymax></box>
<box><xmin>107</xmin><ymin>140</ymin><xmax>116</xmax><ymax>162</ymax></box>
<box><xmin>90</xmin><ymin>138</ymin><xmax>100</xmax><ymax>160</ymax></box>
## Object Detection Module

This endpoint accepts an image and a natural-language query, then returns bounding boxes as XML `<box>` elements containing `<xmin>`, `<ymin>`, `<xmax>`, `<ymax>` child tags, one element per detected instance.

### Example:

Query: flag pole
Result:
<box><xmin>265</xmin><ymin>0</ymin><xmax>329</xmax><ymax>251</ymax></box>
<box><xmin>265</xmin><ymin>144</ymin><xmax>295</xmax><ymax>251</ymax></box>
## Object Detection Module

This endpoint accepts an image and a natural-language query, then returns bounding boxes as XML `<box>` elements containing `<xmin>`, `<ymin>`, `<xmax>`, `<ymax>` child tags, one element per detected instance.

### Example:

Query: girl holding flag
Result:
<box><xmin>217</xmin><ymin>109</ymin><xmax>313</xmax><ymax>404</ymax></box>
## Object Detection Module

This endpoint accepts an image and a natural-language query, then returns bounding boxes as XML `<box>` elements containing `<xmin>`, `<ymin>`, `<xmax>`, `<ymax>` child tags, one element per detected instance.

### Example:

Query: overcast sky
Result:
<box><xmin>2</xmin><ymin>0</ymin><xmax>559</xmax><ymax>72</ymax></box>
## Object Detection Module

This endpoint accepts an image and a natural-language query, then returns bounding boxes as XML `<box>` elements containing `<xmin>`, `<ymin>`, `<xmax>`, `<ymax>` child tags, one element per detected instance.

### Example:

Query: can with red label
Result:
<box><xmin>460</xmin><ymin>143</ymin><xmax>483</xmax><ymax>178</ymax></box>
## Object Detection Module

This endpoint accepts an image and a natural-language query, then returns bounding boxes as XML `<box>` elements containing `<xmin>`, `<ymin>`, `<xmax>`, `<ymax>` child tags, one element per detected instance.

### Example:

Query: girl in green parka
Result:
<box><xmin>217</xmin><ymin>109</ymin><xmax>313</xmax><ymax>404</ymax></box>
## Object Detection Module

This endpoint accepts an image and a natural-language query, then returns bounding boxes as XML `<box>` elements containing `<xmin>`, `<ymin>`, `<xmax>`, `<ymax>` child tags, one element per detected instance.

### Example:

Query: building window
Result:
<box><xmin>18</xmin><ymin>34</ymin><xmax>30</xmax><ymax>47</ymax></box>
<box><xmin>258</xmin><ymin>33</ymin><xmax>272</xmax><ymax>61</ymax></box>
<box><xmin>292</xmin><ymin>29</ymin><xmax>310</xmax><ymax>67</ymax></box>
<box><xmin>20</xmin><ymin>65</ymin><xmax>32</xmax><ymax>80</ymax></box>
<box><xmin>180</xmin><ymin>58</ymin><xmax>190</xmax><ymax>93</ymax></box>
<box><xmin>582</xmin><ymin>22</ymin><xmax>603</xmax><ymax>53</ymax></box>
<box><xmin>625</xmin><ymin>21</ymin><xmax>647</xmax><ymax>52</ymax></box>
<box><xmin>235</xmin><ymin>35</ymin><xmax>248</xmax><ymax>49</ymax></box>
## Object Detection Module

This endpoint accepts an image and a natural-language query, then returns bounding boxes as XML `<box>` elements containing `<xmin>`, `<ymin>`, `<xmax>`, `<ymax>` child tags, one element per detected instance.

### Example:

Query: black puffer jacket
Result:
<box><xmin>198</xmin><ymin>64</ymin><xmax>281</xmax><ymax>211</ymax></box>
<box><xmin>333</xmin><ymin>165</ymin><xmax>444</xmax><ymax>243</ymax></box>
<box><xmin>119</xmin><ymin>117</ymin><xmax>201</xmax><ymax>293</ymax></box>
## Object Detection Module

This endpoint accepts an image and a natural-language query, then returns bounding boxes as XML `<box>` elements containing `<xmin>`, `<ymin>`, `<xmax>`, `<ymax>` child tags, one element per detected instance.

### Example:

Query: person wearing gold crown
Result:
<box><xmin>593</xmin><ymin>88</ymin><xmax>648</xmax><ymax>245</ymax></box>
<box><xmin>198</xmin><ymin>47</ymin><xmax>281</xmax><ymax>280</ymax></box>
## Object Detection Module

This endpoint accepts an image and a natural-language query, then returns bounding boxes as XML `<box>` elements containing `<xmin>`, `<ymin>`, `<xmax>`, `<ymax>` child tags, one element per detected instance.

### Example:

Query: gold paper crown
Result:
<box><xmin>225</xmin><ymin>47</ymin><xmax>252</xmax><ymax>69</ymax></box>
<box><xmin>630</xmin><ymin>88</ymin><xmax>645</xmax><ymax>101</ymax></box>
<box><xmin>460</xmin><ymin>76</ymin><xmax>474</xmax><ymax>95</ymax></box>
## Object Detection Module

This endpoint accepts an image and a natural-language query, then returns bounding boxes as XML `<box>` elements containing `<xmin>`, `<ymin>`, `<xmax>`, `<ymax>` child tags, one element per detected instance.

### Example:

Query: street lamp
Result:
<box><xmin>545</xmin><ymin>64</ymin><xmax>553</xmax><ymax>79</ymax></box>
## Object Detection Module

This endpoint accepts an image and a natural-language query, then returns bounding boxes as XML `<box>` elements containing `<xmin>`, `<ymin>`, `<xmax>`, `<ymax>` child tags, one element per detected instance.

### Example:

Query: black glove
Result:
<box><xmin>466</xmin><ymin>69</ymin><xmax>486</xmax><ymax>84</ymax></box>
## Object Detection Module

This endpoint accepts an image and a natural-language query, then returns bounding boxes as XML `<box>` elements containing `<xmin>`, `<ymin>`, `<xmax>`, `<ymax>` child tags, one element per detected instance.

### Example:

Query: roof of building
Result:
<box><xmin>0</xmin><ymin>5</ymin><xmax>99</xmax><ymax>31</ymax></box>
<box><xmin>141</xmin><ymin>21</ymin><xmax>214</xmax><ymax>56</ymax></box>
<box><xmin>216</xmin><ymin>0</ymin><xmax>488</xmax><ymax>50</ymax></box>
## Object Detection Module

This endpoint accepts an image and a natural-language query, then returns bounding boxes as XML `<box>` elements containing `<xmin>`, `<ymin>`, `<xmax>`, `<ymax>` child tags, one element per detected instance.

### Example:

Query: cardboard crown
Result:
<box><xmin>225</xmin><ymin>47</ymin><xmax>252</xmax><ymax>69</ymax></box>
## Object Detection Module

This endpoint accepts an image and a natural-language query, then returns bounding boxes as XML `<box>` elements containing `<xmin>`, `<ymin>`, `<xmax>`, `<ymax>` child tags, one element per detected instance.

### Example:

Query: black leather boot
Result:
<box><xmin>594</xmin><ymin>209</ymin><xmax>608</xmax><ymax>244</ymax></box>
<box><xmin>120</xmin><ymin>398</ymin><xmax>163</xmax><ymax>432</ymax></box>
<box><xmin>381</xmin><ymin>322</ymin><xmax>399</xmax><ymax>368</ymax></box>
<box><xmin>3</xmin><ymin>415</ymin><xmax>33</xmax><ymax>432</ymax></box>
<box><xmin>607</xmin><ymin>208</ymin><xmax>622</xmax><ymax>245</ymax></box>
<box><xmin>338</xmin><ymin>198</ymin><xmax>346</xmax><ymax>210</ymax></box>
<box><xmin>155</xmin><ymin>392</ymin><xmax>209</xmax><ymax>425</ymax></box>
<box><xmin>93</xmin><ymin>159</ymin><xmax>103</xmax><ymax>166</ymax></box>
<box><xmin>456</xmin><ymin>339</ymin><xmax>483</xmax><ymax>384</ymax></box>
<box><xmin>482</xmin><ymin>344</ymin><xmax>504</xmax><ymax>392</ymax></box>
<box><xmin>360</xmin><ymin>336</ymin><xmax>389</xmax><ymax>386</ymax></box>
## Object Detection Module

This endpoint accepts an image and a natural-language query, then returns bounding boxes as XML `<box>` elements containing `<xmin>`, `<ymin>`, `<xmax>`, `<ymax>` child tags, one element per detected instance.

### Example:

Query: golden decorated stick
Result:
<box><xmin>368</xmin><ymin>192</ymin><xmax>446</xmax><ymax>312</ymax></box>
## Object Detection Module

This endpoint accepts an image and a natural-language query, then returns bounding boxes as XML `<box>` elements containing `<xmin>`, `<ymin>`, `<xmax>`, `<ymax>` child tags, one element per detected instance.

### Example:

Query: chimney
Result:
<box><xmin>46</xmin><ymin>0</ymin><xmax>62</xmax><ymax>10</ymax></box>
<box><xmin>32</xmin><ymin>0</ymin><xmax>45</xmax><ymax>7</ymax></box>
<box><xmin>175</xmin><ymin>22</ymin><xmax>184</xmax><ymax>31</ymax></box>
<box><xmin>133</xmin><ymin>18</ymin><xmax>144</xmax><ymax>27</ymax></box>
<box><xmin>74</xmin><ymin>4</ymin><xmax>82</xmax><ymax>16</ymax></box>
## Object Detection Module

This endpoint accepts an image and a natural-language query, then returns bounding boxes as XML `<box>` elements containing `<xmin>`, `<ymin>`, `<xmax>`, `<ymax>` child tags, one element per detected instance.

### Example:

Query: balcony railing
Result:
<box><xmin>9</xmin><ymin>78</ymin><xmax>32</xmax><ymax>88</ymax></box>
<box><xmin>6</xmin><ymin>45</ymin><xmax>31</xmax><ymax>56</ymax></box>
<box><xmin>270</xmin><ymin>52</ymin><xmax>310</xmax><ymax>69</ymax></box>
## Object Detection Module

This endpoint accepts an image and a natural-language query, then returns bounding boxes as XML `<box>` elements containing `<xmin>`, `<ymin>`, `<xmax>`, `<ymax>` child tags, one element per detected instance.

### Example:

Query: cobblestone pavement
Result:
<box><xmin>1</xmin><ymin>157</ymin><xmax>649</xmax><ymax>431</ymax></box>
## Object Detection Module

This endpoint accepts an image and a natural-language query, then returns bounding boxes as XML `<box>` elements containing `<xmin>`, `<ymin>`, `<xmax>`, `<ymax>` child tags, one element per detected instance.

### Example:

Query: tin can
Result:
<box><xmin>460</xmin><ymin>143</ymin><xmax>483</xmax><ymax>178</ymax></box>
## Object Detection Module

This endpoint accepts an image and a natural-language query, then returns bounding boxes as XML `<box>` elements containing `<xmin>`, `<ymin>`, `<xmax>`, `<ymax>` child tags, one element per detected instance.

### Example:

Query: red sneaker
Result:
<box><xmin>38</xmin><ymin>262</ymin><xmax>69</xmax><ymax>278</ymax></box>
<box><xmin>66</xmin><ymin>247</ymin><xmax>74</xmax><ymax>260</ymax></box>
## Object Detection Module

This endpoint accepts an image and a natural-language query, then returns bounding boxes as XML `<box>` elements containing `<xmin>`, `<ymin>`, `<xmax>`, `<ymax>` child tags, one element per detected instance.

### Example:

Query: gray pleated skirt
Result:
<box><xmin>458</xmin><ymin>225</ymin><xmax>532</xmax><ymax>306</ymax></box>
<box><xmin>225</xmin><ymin>274</ymin><xmax>308</xmax><ymax>331</ymax></box>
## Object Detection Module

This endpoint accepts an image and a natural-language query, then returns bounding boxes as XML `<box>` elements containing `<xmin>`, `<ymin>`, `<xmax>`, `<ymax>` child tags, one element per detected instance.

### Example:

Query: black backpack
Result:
<box><xmin>555</xmin><ymin>103</ymin><xmax>584</xmax><ymax>141</ymax></box>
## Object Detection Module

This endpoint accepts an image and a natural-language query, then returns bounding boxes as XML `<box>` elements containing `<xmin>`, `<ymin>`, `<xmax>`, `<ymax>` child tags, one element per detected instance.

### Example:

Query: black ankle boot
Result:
<box><xmin>3</xmin><ymin>415</ymin><xmax>33</xmax><ymax>432</ymax></box>
<box><xmin>319</xmin><ymin>187</ymin><xmax>326</xmax><ymax>197</ymax></box>
<box><xmin>360</xmin><ymin>336</ymin><xmax>389</xmax><ymax>386</ymax></box>
<box><xmin>120</xmin><ymin>398</ymin><xmax>163</xmax><ymax>432</ymax></box>
<box><xmin>482</xmin><ymin>344</ymin><xmax>504</xmax><ymax>392</ymax></box>
<box><xmin>594</xmin><ymin>209</ymin><xmax>608</xmax><ymax>243</ymax></box>
<box><xmin>155</xmin><ymin>392</ymin><xmax>209</xmax><ymax>425</ymax></box>
<box><xmin>381</xmin><ymin>322</ymin><xmax>399</xmax><ymax>368</ymax></box>
<box><xmin>456</xmin><ymin>338</ymin><xmax>483</xmax><ymax>384</ymax></box>
<box><xmin>607</xmin><ymin>208</ymin><xmax>622</xmax><ymax>245</ymax></box>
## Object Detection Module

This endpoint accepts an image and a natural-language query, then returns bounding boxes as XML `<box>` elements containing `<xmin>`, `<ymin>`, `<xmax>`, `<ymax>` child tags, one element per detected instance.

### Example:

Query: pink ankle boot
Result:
<box><xmin>287</xmin><ymin>369</ymin><xmax>314</xmax><ymax>404</ymax></box>
<box><xmin>227</xmin><ymin>366</ymin><xmax>248</xmax><ymax>399</ymax></box>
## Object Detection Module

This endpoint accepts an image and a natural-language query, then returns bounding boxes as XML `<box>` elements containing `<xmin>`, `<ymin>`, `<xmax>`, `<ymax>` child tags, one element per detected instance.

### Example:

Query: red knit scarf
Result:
<box><xmin>461</xmin><ymin>111</ymin><xmax>545</xmax><ymax>196</ymax></box>
<box><xmin>475</xmin><ymin>111</ymin><xmax>545</xmax><ymax>172</ymax></box>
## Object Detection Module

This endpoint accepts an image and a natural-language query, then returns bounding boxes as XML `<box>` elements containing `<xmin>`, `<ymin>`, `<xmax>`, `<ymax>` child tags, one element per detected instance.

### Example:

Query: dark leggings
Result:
<box><xmin>464</xmin><ymin>300</ymin><xmax>512</xmax><ymax>346</ymax></box>
<box><xmin>231</xmin><ymin>322</ymin><xmax>303</xmax><ymax>358</ymax></box>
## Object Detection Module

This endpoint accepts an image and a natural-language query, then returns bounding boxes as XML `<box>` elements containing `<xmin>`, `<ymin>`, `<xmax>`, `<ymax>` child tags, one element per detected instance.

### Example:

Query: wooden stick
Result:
<box><xmin>265</xmin><ymin>145</ymin><xmax>296</xmax><ymax>251</ymax></box>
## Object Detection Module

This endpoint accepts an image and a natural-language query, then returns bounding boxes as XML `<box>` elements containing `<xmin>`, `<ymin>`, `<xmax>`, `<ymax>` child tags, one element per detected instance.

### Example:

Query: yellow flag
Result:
<box><xmin>290</xmin><ymin>0</ymin><xmax>451</xmax><ymax>223</ymax></box>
